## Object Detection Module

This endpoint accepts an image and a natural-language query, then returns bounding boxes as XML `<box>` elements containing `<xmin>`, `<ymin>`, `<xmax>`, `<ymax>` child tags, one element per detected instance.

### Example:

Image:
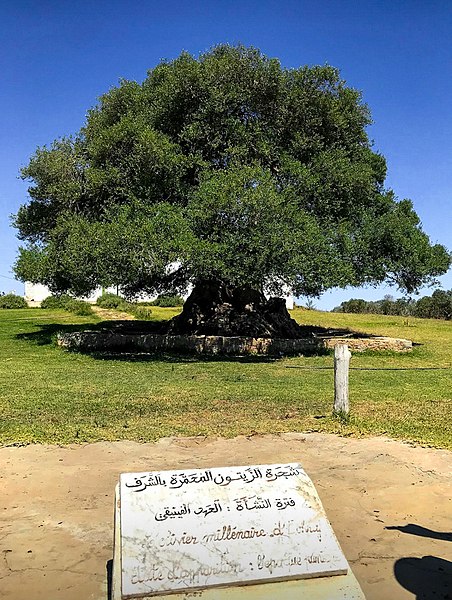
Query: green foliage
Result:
<box><xmin>0</xmin><ymin>293</ymin><xmax>27</xmax><ymax>309</ymax></box>
<box><xmin>40</xmin><ymin>294</ymin><xmax>93</xmax><ymax>316</ymax></box>
<box><xmin>413</xmin><ymin>290</ymin><xmax>452</xmax><ymax>320</ymax></box>
<box><xmin>334</xmin><ymin>298</ymin><xmax>370</xmax><ymax>314</ymax></box>
<box><xmin>128</xmin><ymin>305</ymin><xmax>153</xmax><ymax>320</ymax></box>
<box><xmin>96</xmin><ymin>293</ymin><xmax>127</xmax><ymax>309</ymax></box>
<box><xmin>95</xmin><ymin>292</ymin><xmax>156</xmax><ymax>318</ymax></box>
<box><xmin>41</xmin><ymin>294</ymin><xmax>72</xmax><ymax>309</ymax></box>
<box><xmin>13</xmin><ymin>45</ymin><xmax>450</xmax><ymax>300</ymax></box>
<box><xmin>68</xmin><ymin>300</ymin><xmax>94</xmax><ymax>316</ymax></box>
<box><xmin>95</xmin><ymin>292</ymin><xmax>161</xmax><ymax>318</ymax></box>
<box><xmin>334</xmin><ymin>290</ymin><xmax>452</xmax><ymax>320</ymax></box>
<box><xmin>150</xmin><ymin>294</ymin><xmax>184</xmax><ymax>307</ymax></box>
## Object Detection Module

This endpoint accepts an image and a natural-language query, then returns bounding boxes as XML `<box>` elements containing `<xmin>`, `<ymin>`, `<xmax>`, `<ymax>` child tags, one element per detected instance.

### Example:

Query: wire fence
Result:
<box><xmin>285</xmin><ymin>366</ymin><xmax>452</xmax><ymax>371</ymax></box>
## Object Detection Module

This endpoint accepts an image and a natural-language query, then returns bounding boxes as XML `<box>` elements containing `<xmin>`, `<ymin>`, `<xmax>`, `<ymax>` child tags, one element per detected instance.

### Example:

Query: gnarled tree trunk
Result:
<box><xmin>167</xmin><ymin>279</ymin><xmax>303</xmax><ymax>338</ymax></box>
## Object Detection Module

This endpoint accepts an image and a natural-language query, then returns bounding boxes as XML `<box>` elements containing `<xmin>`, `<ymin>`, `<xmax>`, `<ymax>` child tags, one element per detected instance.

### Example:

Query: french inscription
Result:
<box><xmin>120</xmin><ymin>463</ymin><xmax>348</xmax><ymax>598</ymax></box>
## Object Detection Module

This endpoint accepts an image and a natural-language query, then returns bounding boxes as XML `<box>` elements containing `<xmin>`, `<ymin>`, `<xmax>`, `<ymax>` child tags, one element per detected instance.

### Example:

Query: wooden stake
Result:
<box><xmin>334</xmin><ymin>344</ymin><xmax>351</xmax><ymax>416</ymax></box>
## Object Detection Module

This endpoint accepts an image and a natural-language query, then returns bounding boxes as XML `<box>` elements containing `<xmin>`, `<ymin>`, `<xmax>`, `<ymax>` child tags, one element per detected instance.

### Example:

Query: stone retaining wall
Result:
<box><xmin>57</xmin><ymin>331</ymin><xmax>412</xmax><ymax>355</ymax></box>
<box><xmin>322</xmin><ymin>336</ymin><xmax>412</xmax><ymax>352</ymax></box>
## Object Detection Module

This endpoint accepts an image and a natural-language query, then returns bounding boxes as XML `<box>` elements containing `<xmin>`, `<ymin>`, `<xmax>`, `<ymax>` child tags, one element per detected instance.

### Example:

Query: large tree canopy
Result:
<box><xmin>14</xmin><ymin>45</ymin><xmax>450</xmax><ymax>335</ymax></box>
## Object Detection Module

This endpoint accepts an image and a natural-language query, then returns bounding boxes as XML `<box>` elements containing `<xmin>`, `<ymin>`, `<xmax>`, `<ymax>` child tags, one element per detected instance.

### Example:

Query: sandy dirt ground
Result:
<box><xmin>1</xmin><ymin>433</ymin><xmax>451</xmax><ymax>600</ymax></box>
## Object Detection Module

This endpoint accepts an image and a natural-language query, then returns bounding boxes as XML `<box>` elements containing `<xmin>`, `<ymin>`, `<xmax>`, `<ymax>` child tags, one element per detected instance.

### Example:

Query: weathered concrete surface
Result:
<box><xmin>1</xmin><ymin>433</ymin><xmax>450</xmax><ymax>600</ymax></box>
<box><xmin>118</xmin><ymin>463</ymin><xmax>348</xmax><ymax>596</ymax></box>
<box><xmin>113</xmin><ymin>488</ymin><xmax>365</xmax><ymax>600</ymax></box>
<box><xmin>57</xmin><ymin>331</ymin><xmax>412</xmax><ymax>355</ymax></box>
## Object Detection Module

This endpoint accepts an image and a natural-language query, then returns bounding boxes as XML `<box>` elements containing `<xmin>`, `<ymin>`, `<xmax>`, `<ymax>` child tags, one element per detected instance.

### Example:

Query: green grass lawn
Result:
<box><xmin>1</xmin><ymin>307</ymin><xmax>451</xmax><ymax>448</ymax></box>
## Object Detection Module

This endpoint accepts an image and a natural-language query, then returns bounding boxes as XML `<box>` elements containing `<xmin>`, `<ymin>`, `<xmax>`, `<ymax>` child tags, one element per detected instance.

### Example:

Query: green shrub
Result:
<box><xmin>41</xmin><ymin>294</ymin><xmax>93</xmax><ymax>315</ymax></box>
<box><xmin>41</xmin><ymin>294</ymin><xmax>72</xmax><ymax>309</ymax></box>
<box><xmin>66</xmin><ymin>299</ymin><xmax>94</xmax><ymax>316</ymax></box>
<box><xmin>129</xmin><ymin>305</ymin><xmax>153</xmax><ymax>320</ymax></box>
<box><xmin>96</xmin><ymin>293</ymin><xmax>127</xmax><ymax>309</ymax></box>
<box><xmin>0</xmin><ymin>293</ymin><xmax>27</xmax><ymax>309</ymax></box>
<box><xmin>150</xmin><ymin>294</ymin><xmax>184</xmax><ymax>307</ymax></box>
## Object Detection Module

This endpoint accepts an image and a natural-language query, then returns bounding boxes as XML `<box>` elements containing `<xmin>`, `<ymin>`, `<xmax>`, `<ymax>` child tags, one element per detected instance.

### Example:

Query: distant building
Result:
<box><xmin>24</xmin><ymin>282</ymin><xmax>116</xmax><ymax>305</ymax></box>
<box><xmin>24</xmin><ymin>282</ymin><xmax>294</xmax><ymax>309</ymax></box>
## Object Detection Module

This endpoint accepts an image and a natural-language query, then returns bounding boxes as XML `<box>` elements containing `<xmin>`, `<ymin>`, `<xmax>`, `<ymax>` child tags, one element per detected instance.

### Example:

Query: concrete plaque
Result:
<box><xmin>119</xmin><ymin>463</ymin><xmax>348</xmax><ymax>598</ymax></box>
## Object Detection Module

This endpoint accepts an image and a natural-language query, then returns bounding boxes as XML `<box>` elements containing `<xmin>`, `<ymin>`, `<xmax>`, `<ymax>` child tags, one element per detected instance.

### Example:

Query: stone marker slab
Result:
<box><xmin>119</xmin><ymin>463</ymin><xmax>348</xmax><ymax>598</ymax></box>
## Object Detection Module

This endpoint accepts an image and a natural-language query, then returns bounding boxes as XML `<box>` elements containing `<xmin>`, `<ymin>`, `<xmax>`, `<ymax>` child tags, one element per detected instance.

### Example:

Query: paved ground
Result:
<box><xmin>1</xmin><ymin>433</ymin><xmax>451</xmax><ymax>600</ymax></box>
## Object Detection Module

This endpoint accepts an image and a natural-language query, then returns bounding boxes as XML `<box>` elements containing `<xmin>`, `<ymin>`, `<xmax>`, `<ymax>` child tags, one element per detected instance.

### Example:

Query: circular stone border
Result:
<box><xmin>57</xmin><ymin>331</ymin><xmax>412</xmax><ymax>355</ymax></box>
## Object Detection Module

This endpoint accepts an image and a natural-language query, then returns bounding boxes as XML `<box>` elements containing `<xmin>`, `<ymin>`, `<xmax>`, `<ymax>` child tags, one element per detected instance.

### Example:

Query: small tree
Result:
<box><xmin>430</xmin><ymin>290</ymin><xmax>452</xmax><ymax>320</ymax></box>
<box><xmin>337</xmin><ymin>299</ymin><xmax>369</xmax><ymax>314</ymax></box>
<box><xmin>13</xmin><ymin>45</ymin><xmax>450</xmax><ymax>336</ymax></box>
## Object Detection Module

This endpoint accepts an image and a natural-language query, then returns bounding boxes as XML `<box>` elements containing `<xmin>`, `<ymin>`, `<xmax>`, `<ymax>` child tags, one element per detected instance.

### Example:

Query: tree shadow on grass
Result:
<box><xmin>15</xmin><ymin>321</ymin><xmax>286</xmax><ymax>363</ymax></box>
<box><xmin>16</xmin><ymin>319</ymin><xmax>170</xmax><ymax>347</ymax></box>
<box><xmin>15</xmin><ymin>319</ymin><xmax>167</xmax><ymax>346</ymax></box>
<box><xmin>16</xmin><ymin>315</ymin><xmax>368</xmax><ymax>363</ymax></box>
<box><xmin>15</xmin><ymin>321</ymin><xmax>106</xmax><ymax>346</ymax></box>
<box><xmin>83</xmin><ymin>350</ymin><xmax>282</xmax><ymax>364</ymax></box>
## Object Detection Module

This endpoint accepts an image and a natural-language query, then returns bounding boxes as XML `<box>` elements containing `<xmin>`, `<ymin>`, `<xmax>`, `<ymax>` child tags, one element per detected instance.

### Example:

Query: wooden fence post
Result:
<box><xmin>334</xmin><ymin>344</ymin><xmax>351</xmax><ymax>416</ymax></box>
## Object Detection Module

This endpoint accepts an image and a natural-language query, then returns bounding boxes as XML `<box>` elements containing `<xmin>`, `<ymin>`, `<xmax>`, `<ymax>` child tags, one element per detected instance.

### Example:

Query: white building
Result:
<box><xmin>24</xmin><ymin>281</ymin><xmax>294</xmax><ymax>309</ymax></box>
<box><xmin>24</xmin><ymin>282</ymin><xmax>117</xmax><ymax>305</ymax></box>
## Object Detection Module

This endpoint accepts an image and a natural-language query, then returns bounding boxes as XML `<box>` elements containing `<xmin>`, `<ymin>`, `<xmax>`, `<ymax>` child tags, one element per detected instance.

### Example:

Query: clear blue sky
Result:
<box><xmin>1</xmin><ymin>0</ymin><xmax>451</xmax><ymax>309</ymax></box>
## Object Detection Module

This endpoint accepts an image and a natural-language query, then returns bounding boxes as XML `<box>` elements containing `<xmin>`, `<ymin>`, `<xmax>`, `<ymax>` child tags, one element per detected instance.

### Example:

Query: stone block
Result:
<box><xmin>112</xmin><ymin>463</ymin><xmax>366</xmax><ymax>599</ymax></box>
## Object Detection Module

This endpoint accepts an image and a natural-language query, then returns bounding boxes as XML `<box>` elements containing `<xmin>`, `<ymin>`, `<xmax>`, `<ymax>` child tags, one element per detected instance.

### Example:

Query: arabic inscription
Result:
<box><xmin>119</xmin><ymin>463</ymin><xmax>348</xmax><ymax>598</ymax></box>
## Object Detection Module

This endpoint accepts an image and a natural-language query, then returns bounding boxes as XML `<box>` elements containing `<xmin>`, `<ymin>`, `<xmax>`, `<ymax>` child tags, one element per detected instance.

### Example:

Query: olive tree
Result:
<box><xmin>14</xmin><ymin>45</ymin><xmax>450</xmax><ymax>336</ymax></box>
